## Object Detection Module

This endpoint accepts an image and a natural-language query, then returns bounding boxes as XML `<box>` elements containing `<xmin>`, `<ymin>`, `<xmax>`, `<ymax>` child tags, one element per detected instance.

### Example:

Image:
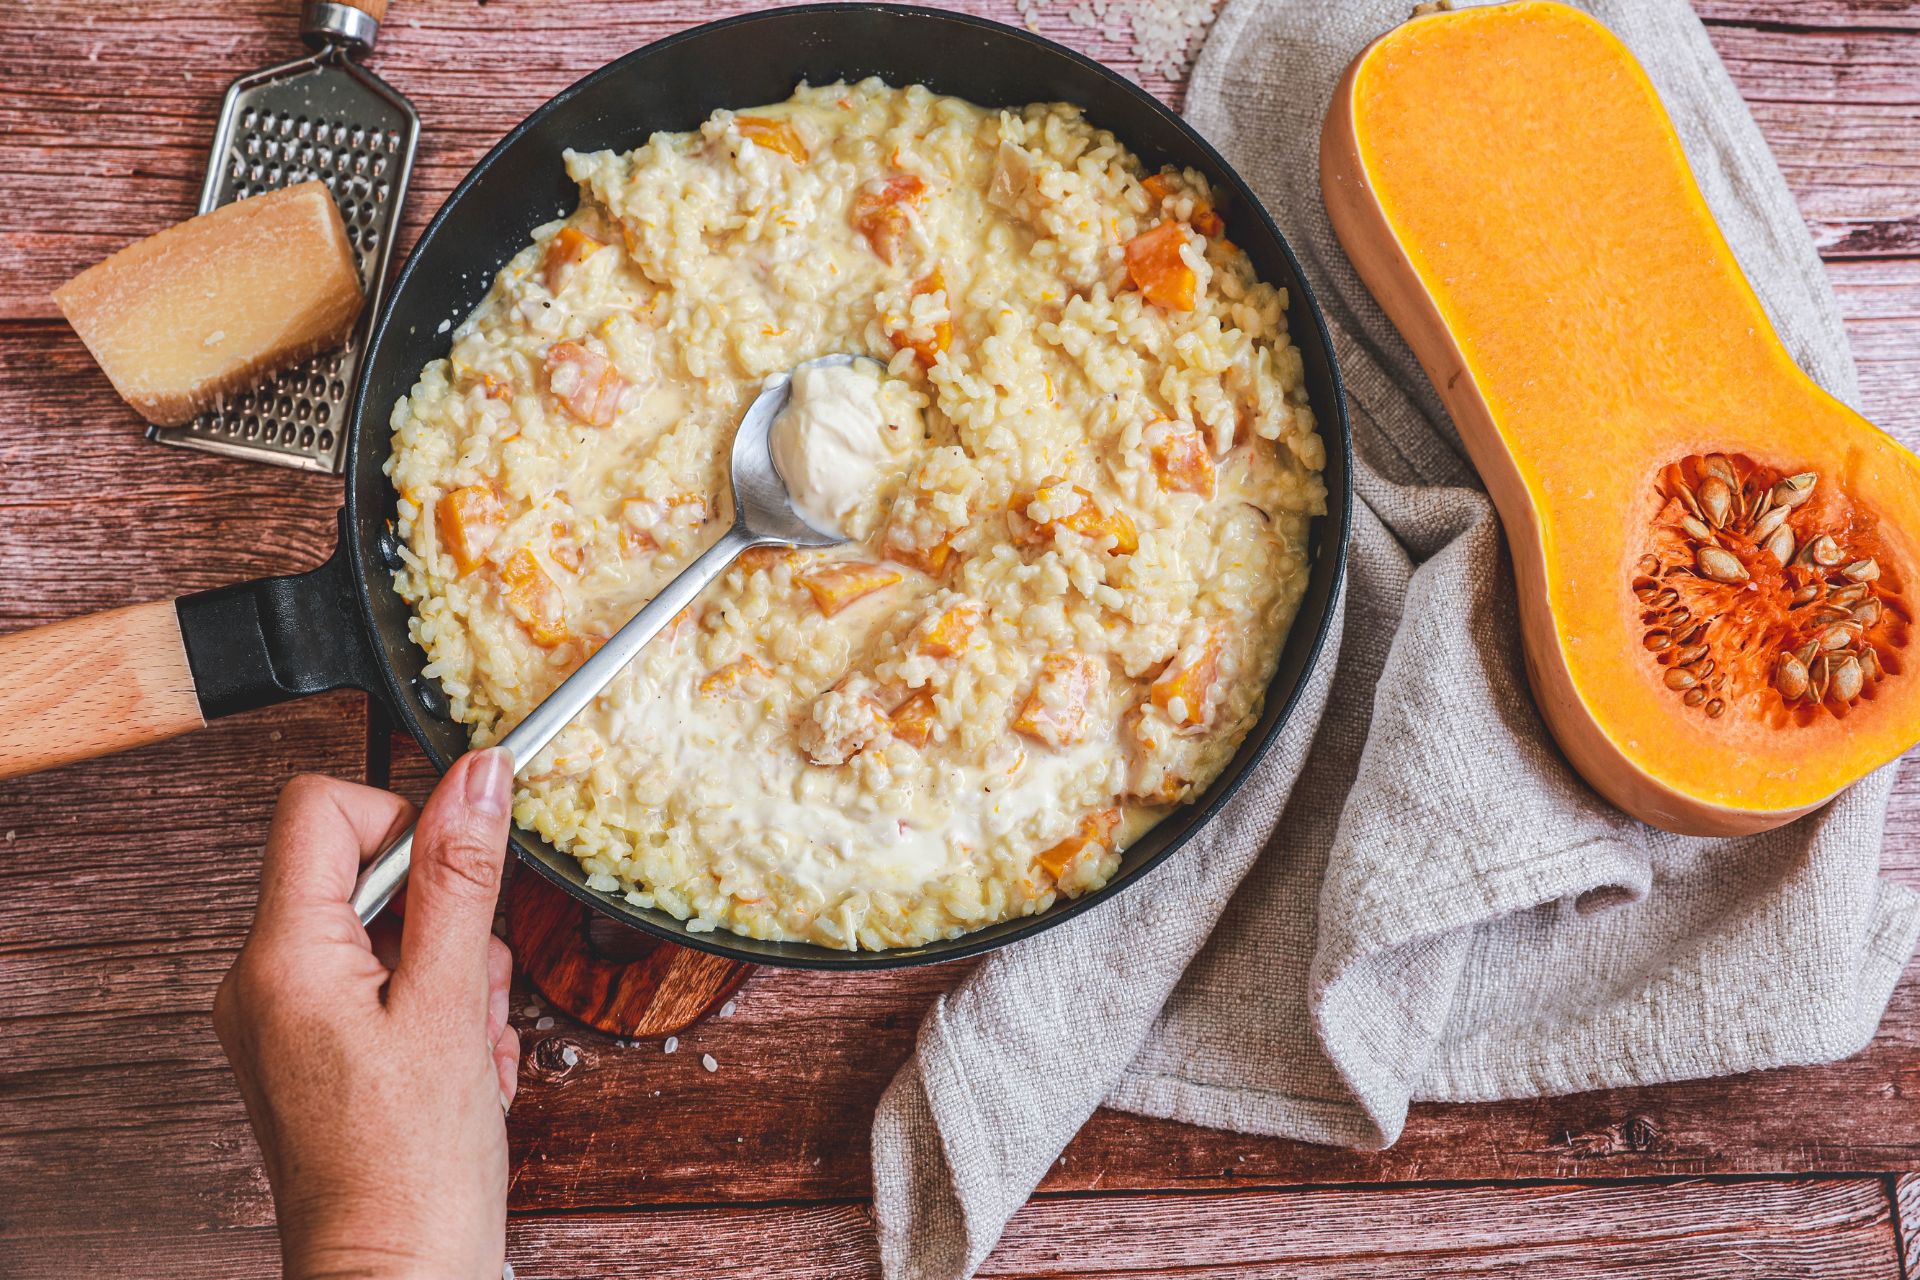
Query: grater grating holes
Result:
<box><xmin>164</xmin><ymin>77</ymin><xmax>414</xmax><ymax>471</ymax></box>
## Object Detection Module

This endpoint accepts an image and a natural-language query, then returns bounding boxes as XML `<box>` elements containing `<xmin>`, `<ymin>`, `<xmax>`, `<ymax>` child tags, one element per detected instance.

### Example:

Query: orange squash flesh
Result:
<box><xmin>1320</xmin><ymin>1</ymin><xmax>1920</xmax><ymax>834</ymax></box>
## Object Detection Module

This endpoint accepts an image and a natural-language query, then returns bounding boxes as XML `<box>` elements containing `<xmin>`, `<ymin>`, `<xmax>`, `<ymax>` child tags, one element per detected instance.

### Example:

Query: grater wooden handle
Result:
<box><xmin>332</xmin><ymin>0</ymin><xmax>388</xmax><ymax>21</ymax></box>
<box><xmin>0</xmin><ymin>601</ymin><xmax>205</xmax><ymax>781</ymax></box>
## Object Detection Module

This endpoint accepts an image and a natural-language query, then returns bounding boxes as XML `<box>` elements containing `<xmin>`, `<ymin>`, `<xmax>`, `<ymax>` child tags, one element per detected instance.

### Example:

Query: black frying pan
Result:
<box><xmin>8</xmin><ymin>5</ymin><xmax>1351</xmax><ymax>968</ymax></box>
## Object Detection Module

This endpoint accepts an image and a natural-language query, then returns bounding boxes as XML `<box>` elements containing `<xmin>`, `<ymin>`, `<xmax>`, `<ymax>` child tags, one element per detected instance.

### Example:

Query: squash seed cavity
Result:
<box><xmin>1632</xmin><ymin>453</ymin><xmax>1909</xmax><ymax>723</ymax></box>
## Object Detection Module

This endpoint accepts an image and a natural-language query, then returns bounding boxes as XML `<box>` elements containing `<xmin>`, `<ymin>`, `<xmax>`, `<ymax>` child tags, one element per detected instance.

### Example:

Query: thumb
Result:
<box><xmin>391</xmin><ymin>747</ymin><xmax>514</xmax><ymax>1022</ymax></box>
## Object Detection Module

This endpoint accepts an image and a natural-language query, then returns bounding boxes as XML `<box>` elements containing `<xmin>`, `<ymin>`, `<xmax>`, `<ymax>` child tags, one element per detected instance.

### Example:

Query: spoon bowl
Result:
<box><xmin>347</xmin><ymin>353</ymin><xmax>863</xmax><ymax>923</ymax></box>
<box><xmin>737</xmin><ymin>352</ymin><xmax>880</xmax><ymax>547</ymax></box>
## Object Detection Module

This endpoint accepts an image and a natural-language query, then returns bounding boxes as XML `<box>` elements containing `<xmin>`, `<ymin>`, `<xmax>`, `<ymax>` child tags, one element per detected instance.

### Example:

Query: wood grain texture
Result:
<box><xmin>1898</xmin><ymin>1171</ymin><xmax>1920</xmax><ymax>1278</ymax></box>
<box><xmin>0</xmin><ymin>691</ymin><xmax>367</xmax><ymax>1239</ymax></box>
<box><xmin>1695</xmin><ymin>0</ymin><xmax>1920</xmax><ymax>29</ymax></box>
<box><xmin>0</xmin><ymin>326</ymin><xmax>344</xmax><ymax>627</ymax></box>
<box><xmin>2</xmin><ymin>0</ymin><xmax>1919</xmax><ymax>1274</ymax></box>
<box><xmin>0</xmin><ymin>1178</ymin><xmax>1904</xmax><ymax>1279</ymax></box>
<box><xmin>0</xmin><ymin>598</ymin><xmax>204</xmax><ymax>778</ymax></box>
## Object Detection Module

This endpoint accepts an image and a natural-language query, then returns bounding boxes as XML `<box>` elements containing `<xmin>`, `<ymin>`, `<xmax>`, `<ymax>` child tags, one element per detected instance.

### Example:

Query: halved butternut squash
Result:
<box><xmin>1320</xmin><ymin>1</ymin><xmax>1920</xmax><ymax>835</ymax></box>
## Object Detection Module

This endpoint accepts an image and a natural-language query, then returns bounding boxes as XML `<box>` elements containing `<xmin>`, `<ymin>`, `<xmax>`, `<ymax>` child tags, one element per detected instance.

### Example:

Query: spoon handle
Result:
<box><xmin>349</xmin><ymin>522</ymin><xmax>765</xmax><ymax>925</ymax></box>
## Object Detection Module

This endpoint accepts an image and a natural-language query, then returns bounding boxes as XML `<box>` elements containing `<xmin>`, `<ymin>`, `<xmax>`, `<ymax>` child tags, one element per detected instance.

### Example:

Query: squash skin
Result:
<box><xmin>1319</xmin><ymin>0</ymin><xmax>1920</xmax><ymax>835</ymax></box>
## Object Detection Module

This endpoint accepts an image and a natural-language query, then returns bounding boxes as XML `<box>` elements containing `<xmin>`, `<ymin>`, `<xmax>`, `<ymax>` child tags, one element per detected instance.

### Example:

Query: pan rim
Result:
<box><xmin>346</xmin><ymin>2</ymin><xmax>1353</xmax><ymax>969</ymax></box>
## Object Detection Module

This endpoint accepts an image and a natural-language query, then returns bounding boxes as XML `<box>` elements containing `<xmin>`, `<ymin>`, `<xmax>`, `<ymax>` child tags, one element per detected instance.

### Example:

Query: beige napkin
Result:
<box><xmin>868</xmin><ymin>1</ymin><xmax>1920</xmax><ymax>1276</ymax></box>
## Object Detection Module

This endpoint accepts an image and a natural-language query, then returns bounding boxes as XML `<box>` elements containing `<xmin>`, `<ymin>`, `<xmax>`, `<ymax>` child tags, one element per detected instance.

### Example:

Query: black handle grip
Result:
<box><xmin>174</xmin><ymin>511</ymin><xmax>385</xmax><ymax>720</ymax></box>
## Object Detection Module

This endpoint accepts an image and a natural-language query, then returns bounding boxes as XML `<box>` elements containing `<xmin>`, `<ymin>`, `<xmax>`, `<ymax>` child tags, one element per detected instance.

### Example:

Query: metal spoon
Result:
<box><xmin>349</xmin><ymin>353</ymin><xmax>864</xmax><ymax>924</ymax></box>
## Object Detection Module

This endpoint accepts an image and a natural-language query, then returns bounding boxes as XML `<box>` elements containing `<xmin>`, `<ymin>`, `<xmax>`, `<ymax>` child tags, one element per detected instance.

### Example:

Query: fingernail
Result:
<box><xmin>500</xmin><ymin>1088</ymin><xmax>514</xmax><ymax>1114</ymax></box>
<box><xmin>465</xmin><ymin>748</ymin><xmax>513</xmax><ymax>817</ymax></box>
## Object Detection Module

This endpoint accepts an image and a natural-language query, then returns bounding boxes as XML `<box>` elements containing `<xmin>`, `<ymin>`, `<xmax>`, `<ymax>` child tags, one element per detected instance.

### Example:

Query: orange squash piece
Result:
<box><xmin>541</xmin><ymin>226</ymin><xmax>604</xmax><ymax>293</ymax></box>
<box><xmin>436</xmin><ymin>484</ymin><xmax>504</xmax><ymax>575</ymax></box>
<box><xmin>699</xmin><ymin>653</ymin><xmax>773</xmax><ymax>697</ymax></box>
<box><xmin>1036</xmin><ymin>807</ymin><xmax>1122</xmax><ymax>881</ymax></box>
<box><xmin>1150</xmin><ymin>635</ymin><xmax>1221</xmax><ymax>729</ymax></box>
<box><xmin>1012</xmin><ymin>653</ymin><xmax>1102</xmax><ymax>747</ymax></box>
<box><xmin>546</xmin><ymin>518</ymin><xmax>585</xmax><ymax>574</ymax></box>
<box><xmin>738</xmin><ymin>546</ymin><xmax>800</xmax><ymax>574</ymax></box>
<box><xmin>852</xmin><ymin>175</ymin><xmax>927</xmax><ymax>265</ymax></box>
<box><xmin>1011</xmin><ymin>478</ymin><xmax>1139</xmax><ymax>556</ymax></box>
<box><xmin>889</xmin><ymin>534</ymin><xmax>953</xmax><ymax>577</ymax></box>
<box><xmin>544</xmin><ymin>341</ymin><xmax>625</xmax><ymax>427</ymax></box>
<box><xmin>500</xmin><ymin>548</ymin><xmax>569</xmax><ymax>647</ymax></box>
<box><xmin>1146</xmin><ymin>421</ymin><xmax>1215</xmax><ymax>498</ymax></box>
<box><xmin>797</xmin><ymin>561</ymin><xmax>904</xmax><ymax>616</ymax></box>
<box><xmin>918</xmin><ymin>602</ymin><xmax>981</xmax><ymax>658</ymax></box>
<box><xmin>891</xmin><ymin>267</ymin><xmax>953</xmax><ymax>366</ymax></box>
<box><xmin>735</xmin><ymin>115</ymin><xmax>809</xmax><ymax>164</ymax></box>
<box><xmin>1124</xmin><ymin>221</ymin><xmax>1196</xmax><ymax>311</ymax></box>
<box><xmin>1321</xmin><ymin>1</ymin><xmax>1920</xmax><ymax>834</ymax></box>
<box><xmin>890</xmin><ymin>689</ymin><xmax>939</xmax><ymax>748</ymax></box>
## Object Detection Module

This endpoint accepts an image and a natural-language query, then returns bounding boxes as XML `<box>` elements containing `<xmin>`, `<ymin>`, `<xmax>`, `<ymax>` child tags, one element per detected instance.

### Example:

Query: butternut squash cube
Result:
<box><xmin>1012</xmin><ymin>652</ymin><xmax>1103</xmax><ymax>747</ymax></box>
<box><xmin>736</xmin><ymin>115</ymin><xmax>809</xmax><ymax>163</ymax></box>
<box><xmin>1147</xmin><ymin>421</ymin><xmax>1216</xmax><ymax>498</ymax></box>
<box><xmin>797</xmin><ymin>561</ymin><xmax>904</xmax><ymax>617</ymax></box>
<box><xmin>541</xmin><ymin>226</ymin><xmax>605</xmax><ymax>293</ymax></box>
<box><xmin>436</xmin><ymin>484</ymin><xmax>504</xmax><ymax>576</ymax></box>
<box><xmin>1036</xmin><ymin>807</ymin><xmax>1121</xmax><ymax>881</ymax></box>
<box><xmin>500</xmin><ymin>548</ymin><xmax>569</xmax><ymax>648</ymax></box>
<box><xmin>1125</xmin><ymin>221</ymin><xmax>1197</xmax><ymax>311</ymax></box>
<box><xmin>1011</xmin><ymin>478</ymin><xmax>1139</xmax><ymax>556</ymax></box>
<box><xmin>891</xmin><ymin>267</ymin><xmax>953</xmax><ymax>366</ymax></box>
<box><xmin>544</xmin><ymin>341</ymin><xmax>625</xmax><ymax>427</ymax></box>
<box><xmin>889</xmin><ymin>534</ymin><xmax>953</xmax><ymax>577</ymax></box>
<box><xmin>918</xmin><ymin>602</ymin><xmax>982</xmax><ymax>658</ymax></box>
<box><xmin>890</xmin><ymin>688</ymin><xmax>939</xmax><ymax>748</ymax></box>
<box><xmin>852</xmin><ymin>175</ymin><xmax>927</xmax><ymax>265</ymax></box>
<box><xmin>1150</xmin><ymin>635</ymin><xmax>1222</xmax><ymax>728</ymax></box>
<box><xmin>699</xmin><ymin>654</ymin><xmax>773</xmax><ymax>698</ymax></box>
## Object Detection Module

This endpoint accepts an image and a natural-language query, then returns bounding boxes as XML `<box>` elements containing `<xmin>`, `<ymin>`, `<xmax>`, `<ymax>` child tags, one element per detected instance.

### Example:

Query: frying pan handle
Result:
<box><xmin>0</xmin><ymin>515</ymin><xmax>384</xmax><ymax>782</ymax></box>
<box><xmin>0</xmin><ymin>601</ymin><xmax>205</xmax><ymax>779</ymax></box>
<box><xmin>174</xmin><ymin>520</ymin><xmax>385</xmax><ymax>719</ymax></box>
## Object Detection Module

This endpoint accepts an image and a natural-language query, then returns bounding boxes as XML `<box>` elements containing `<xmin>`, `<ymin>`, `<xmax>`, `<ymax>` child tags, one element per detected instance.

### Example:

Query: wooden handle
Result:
<box><xmin>0</xmin><ymin>601</ymin><xmax>204</xmax><ymax>780</ymax></box>
<box><xmin>336</xmin><ymin>0</ymin><xmax>387</xmax><ymax>21</ymax></box>
<box><xmin>505</xmin><ymin>872</ymin><xmax>752</xmax><ymax>1039</ymax></box>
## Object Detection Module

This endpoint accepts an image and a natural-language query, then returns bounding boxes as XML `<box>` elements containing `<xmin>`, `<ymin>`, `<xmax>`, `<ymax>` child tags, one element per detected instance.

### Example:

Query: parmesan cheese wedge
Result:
<box><xmin>53</xmin><ymin>182</ymin><xmax>364</xmax><ymax>427</ymax></box>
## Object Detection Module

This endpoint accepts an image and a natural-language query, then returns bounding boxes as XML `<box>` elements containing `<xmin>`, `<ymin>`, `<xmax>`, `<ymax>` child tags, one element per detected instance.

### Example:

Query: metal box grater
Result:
<box><xmin>151</xmin><ymin>1</ymin><xmax>419</xmax><ymax>474</ymax></box>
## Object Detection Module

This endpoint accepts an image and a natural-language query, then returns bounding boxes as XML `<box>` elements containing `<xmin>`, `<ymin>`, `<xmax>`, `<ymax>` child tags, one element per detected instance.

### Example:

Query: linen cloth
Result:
<box><xmin>869</xmin><ymin>1</ymin><xmax>1920</xmax><ymax>1276</ymax></box>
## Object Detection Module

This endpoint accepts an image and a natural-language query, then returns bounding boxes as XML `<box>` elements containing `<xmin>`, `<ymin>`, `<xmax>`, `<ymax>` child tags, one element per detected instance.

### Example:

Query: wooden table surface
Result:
<box><xmin>4</xmin><ymin>1</ymin><xmax>1919</xmax><ymax>1275</ymax></box>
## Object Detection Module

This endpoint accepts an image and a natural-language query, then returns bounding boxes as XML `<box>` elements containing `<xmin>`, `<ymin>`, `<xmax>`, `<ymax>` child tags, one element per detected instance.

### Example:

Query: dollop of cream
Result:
<box><xmin>770</xmin><ymin>362</ymin><xmax>903</xmax><ymax>537</ymax></box>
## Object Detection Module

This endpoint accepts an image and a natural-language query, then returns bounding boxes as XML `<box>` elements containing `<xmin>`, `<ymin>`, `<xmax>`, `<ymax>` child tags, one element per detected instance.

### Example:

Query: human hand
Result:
<box><xmin>214</xmin><ymin>750</ymin><xmax>522</xmax><ymax>1280</ymax></box>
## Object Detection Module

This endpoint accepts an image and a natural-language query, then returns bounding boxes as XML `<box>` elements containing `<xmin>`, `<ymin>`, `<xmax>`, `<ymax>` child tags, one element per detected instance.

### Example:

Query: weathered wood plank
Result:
<box><xmin>0</xmin><ymin>328</ymin><xmax>343</xmax><ymax>627</ymax></box>
<box><xmin>1703</xmin><ymin>27</ymin><xmax>1920</xmax><ymax>256</ymax></box>
<box><xmin>0</xmin><ymin>305</ymin><xmax>367</xmax><ymax>1240</ymax></box>
<box><xmin>1695</xmin><ymin>1</ymin><xmax>1920</xmax><ymax>31</ymax></box>
<box><xmin>0</xmin><ymin>692</ymin><xmax>366</xmax><ymax>1237</ymax></box>
<box><xmin>1896</xmin><ymin>1171</ymin><xmax>1920</xmax><ymax>1278</ymax></box>
<box><xmin>13</xmin><ymin>810</ymin><xmax>1920</xmax><ymax>1240</ymax></box>
<box><xmin>1836</xmin><ymin>259</ymin><xmax>1920</xmax><ymax>431</ymax></box>
<box><xmin>980</xmin><ymin>1179</ymin><xmax>1905</xmax><ymax>1278</ymax></box>
<box><xmin>0</xmin><ymin>1178</ymin><xmax>1902</xmax><ymax>1280</ymax></box>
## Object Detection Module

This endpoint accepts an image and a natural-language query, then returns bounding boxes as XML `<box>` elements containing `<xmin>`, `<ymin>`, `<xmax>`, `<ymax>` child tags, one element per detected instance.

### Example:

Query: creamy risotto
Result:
<box><xmin>387</xmin><ymin>79</ymin><xmax>1327</xmax><ymax>950</ymax></box>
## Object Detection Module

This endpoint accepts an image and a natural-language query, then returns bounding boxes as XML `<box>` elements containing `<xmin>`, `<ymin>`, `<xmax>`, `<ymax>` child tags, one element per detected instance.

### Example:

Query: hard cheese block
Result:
<box><xmin>53</xmin><ymin>181</ymin><xmax>364</xmax><ymax>427</ymax></box>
